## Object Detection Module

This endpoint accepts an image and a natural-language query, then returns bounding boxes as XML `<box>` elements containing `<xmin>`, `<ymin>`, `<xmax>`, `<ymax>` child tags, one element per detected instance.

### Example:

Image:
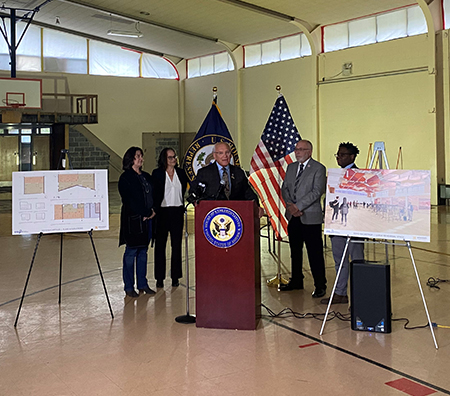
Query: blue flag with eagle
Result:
<box><xmin>183</xmin><ymin>99</ymin><xmax>239</xmax><ymax>182</ymax></box>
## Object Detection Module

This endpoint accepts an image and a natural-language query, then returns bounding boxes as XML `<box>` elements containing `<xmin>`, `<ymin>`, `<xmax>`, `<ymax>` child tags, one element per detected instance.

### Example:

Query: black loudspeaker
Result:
<box><xmin>350</xmin><ymin>260</ymin><xmax>391</xmax><ymax>333</ymax></box>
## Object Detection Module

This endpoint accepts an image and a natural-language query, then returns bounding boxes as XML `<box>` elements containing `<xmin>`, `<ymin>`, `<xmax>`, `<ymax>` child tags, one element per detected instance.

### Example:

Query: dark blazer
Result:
<box><xmin>118</xmin><ymin>169</ymin><xmax>155</xmax><ymax>248</ymax></box>
<box><xmin>191</xmin><ymin>162</ymin><xmax>258</xmax><ymax>202</ymax></box>
<box><xmin>152</xmin><ymin>166</ymin><xmax>188</xmax><ymax>212</ymax></box>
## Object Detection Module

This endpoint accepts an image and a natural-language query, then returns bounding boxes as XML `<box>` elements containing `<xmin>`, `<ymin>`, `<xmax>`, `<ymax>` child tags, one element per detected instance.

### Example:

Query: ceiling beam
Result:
<box><xmin>216</xmin><ymin>0</ymin><xmax>313</xmax><ymax>31</ymax></box>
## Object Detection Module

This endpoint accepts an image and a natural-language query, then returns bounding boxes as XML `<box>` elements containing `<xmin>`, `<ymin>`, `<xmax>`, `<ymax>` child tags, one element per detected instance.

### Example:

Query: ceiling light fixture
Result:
<box><xmin>107</xmin><ymin>21</ymin><xmax>143</xmax><ymax>38</ymax></box>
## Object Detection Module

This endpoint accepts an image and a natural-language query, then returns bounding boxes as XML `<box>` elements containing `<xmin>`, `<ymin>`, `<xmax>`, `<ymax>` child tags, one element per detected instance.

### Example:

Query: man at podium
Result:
<box><xmin>190</xmin><ymin>142</ymin><xmax>261</xmax><ymax>210</ymax></box>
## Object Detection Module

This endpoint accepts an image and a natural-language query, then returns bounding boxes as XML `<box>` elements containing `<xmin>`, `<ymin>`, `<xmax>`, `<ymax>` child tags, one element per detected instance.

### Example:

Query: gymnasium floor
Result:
<box><xmin>0</xmin><ymin>185</ymin><xmax>449</xmax><ymax>395</ymax></box>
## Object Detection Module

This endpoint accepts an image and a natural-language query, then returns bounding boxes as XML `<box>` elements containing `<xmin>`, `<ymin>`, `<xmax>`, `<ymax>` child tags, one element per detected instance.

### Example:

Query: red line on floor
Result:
<box><xmin>385</xmin><ymin>378</ymin><xmax>437</xmax><ymax>396</ymax></box>
<box><xmin>299</xmin><ymin>342</ymin><xmax>319</xmax><ymax>349</ymax></box>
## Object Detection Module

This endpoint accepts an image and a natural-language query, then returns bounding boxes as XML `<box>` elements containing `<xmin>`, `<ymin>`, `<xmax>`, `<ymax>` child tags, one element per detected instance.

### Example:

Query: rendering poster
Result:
<box><xmin>324</xmin><ymin>169</ymin><xmax>430</xmax><ymax>242</ymax></box>
<box><xmin>12</xmin><ymin>169</ymin><xmax>109</xmax><ymax>235</ymax></box>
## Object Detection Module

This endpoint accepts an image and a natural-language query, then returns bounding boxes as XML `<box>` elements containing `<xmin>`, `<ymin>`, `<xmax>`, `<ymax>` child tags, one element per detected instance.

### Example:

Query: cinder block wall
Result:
<box><xmin>68</xmin><ymin>128</ymin><xmax>110</xmax><ymax>170</ymax></box>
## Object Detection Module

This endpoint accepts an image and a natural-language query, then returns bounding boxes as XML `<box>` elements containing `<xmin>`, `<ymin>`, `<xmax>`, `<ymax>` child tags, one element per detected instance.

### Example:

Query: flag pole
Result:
<box><xmin>266</xmin><ymin>177</ymin><xmax>288</xmax><ymax>287</ymax></box>
<box><xmin>267</xmin><ymin>85</ymin><xmax>288</xmax><ymax>288</ymax></box>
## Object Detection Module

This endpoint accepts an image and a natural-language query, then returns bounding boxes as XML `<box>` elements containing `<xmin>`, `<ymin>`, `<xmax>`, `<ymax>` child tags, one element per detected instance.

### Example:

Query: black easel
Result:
<box><xmin>14</xmin><ymin>149</ymin><xmax>114</xmax><ymax>327</ymax></box>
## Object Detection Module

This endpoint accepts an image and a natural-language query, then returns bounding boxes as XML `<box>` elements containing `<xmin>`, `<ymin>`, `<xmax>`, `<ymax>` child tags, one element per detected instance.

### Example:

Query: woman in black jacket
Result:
<box><xmin>152</xmin><ymin>148</ymin><xmax>188</xmax><ymax>288</ymax></box>
<box><xmin>118</xmin><ymin>147</ymin><xmax>156</xmax><ymax>298</ymax></box>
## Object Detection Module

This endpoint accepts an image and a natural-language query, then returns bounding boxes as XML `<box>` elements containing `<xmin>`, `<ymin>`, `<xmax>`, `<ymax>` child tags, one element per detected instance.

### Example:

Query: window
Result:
<box><xmin>89</xmin><ymin>41</ymin><xmax>140</xmax><ymax>77</ymax></box>
<box><xmin>142</xmin><ymin>54</ymin><xmax>178</xmax><ymax>79</ymax></box>
<box><xmin>187</xmin><ymin>52</ymin><xmax>234</xmax><ymax>78</ymax></box>
<box><xmin>244</xmin><ymin>33</ymin><xmax>311</xmax><ymax>68</ymax></box>
<box><xmin>323</xmin><ymin>5</ymin><xmax>427</xmax><ymax>53</ymax></box>
<box><xmin>0</xmin><ymin>21</ymin><xmax>41</xmax><ymax>71</ymax></box>
<box><xmin>44</xmin><ymin>30</ymin><xmax>87</xmax><ymax>74</ymax></box>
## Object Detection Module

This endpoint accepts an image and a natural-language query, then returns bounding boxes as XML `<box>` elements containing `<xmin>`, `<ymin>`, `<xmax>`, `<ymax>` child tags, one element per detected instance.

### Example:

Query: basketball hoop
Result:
<box><xmin>2</xmin><ymin>98</ymin><xmax>26</xmax><ymax>109</ymax></box>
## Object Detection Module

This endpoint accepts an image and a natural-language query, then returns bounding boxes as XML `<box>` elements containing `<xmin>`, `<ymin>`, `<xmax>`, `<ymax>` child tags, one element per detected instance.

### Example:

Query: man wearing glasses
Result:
<box><xmin>191</xmin><ymin>142</ymin><xmax>260</xmax><ymax>205</ymax></box>
<box><xmin>321</xmin><ymin>142</ymin><xmax>364</xmax><ymax>305</ymax></box>
<box><xmin>280</xmin><ymin>140</ymin><xmax>327</xmax><ymax>298</ymax></box>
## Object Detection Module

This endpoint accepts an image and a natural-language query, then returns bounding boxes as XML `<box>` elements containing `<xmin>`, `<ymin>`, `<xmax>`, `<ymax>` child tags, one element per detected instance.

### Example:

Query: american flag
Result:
<box><xmin>249</xmin><ymin>95</ymin><xmax>301</xmax><ymax>239</ymax></box>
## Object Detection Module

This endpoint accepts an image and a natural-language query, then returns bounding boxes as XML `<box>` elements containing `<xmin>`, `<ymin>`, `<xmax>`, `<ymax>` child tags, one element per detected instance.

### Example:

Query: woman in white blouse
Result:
<box><xmin>152</xmin><ymin>148</ymin><xmax>188</xmax><ymax>288</ymax></box>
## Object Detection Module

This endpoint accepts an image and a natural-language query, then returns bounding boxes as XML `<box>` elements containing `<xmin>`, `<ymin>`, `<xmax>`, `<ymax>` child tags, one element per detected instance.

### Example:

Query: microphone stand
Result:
<box><xmin>214</xmin><ymin>180</ymin><xmax>227</xmax><ymax>200</ymax></box>
<box><xmin>175</xmin><ymin>201</ymin><xmax>196</xmax><ymax>324</ymax></box>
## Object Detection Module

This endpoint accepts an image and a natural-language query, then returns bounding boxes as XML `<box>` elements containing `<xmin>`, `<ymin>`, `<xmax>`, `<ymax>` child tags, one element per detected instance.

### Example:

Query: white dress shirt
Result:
<box><xmin>161</xmin><ymin>170</ymin><xmax>183</xmax><ymax>207</ymax></box>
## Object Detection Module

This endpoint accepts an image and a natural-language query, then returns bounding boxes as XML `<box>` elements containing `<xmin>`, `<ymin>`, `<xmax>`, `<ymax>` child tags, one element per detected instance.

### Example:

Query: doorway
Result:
<box><xmin>0</xmin><ymin>127</ymin><xmax>51</xmax><ymax>184</ymax></box>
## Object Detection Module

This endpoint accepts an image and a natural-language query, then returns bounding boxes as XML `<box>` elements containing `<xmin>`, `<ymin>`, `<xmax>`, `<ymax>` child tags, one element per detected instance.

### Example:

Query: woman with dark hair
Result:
<box><xmin>152</xmin><ymin>147</ymin><xmax>188</xmax><ymax>288</ymax></box>
<box><xmin>118</xmin><ymin>146</ymin><xmax>156</xmax><ymax>298</ymax></box>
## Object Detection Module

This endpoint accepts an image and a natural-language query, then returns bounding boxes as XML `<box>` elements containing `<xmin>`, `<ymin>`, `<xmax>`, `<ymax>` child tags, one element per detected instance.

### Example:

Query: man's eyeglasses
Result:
<box><xmin>294</xmin><ymin>148</ymin><xmax>311</xmax><ymax>152</ymax></box>
<box><xmin>215</xmin><ymin>151</ymin><xmax>231</xmax><ymax>156</ymax></box>
<box><xmin>334</xmin><ymin>153</ymin><xmax>351</xmax><ymax>158</ymax></box>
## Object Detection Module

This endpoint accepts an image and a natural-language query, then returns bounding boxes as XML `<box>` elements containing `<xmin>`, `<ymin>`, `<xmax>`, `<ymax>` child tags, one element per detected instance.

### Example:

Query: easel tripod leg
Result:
<box><xmin>14</xmin><ymin>232</ymin><xmax>43</xmax><ymax>327</ymax></box>
<box><xmin>88</xmin><ymin>230</ymin><xmax>114</xmax><ymax>319</ymax></box>
<box><xmin>406</xmin><ymin>241</ymin><xmax>438</xmax><ymax>349</ymax></box>
<box><xmin>320</xmin><ymin>236</ymin><xmax>350</xmax><ymax>335</ymax></box>
<box><xmin>58</xmin><ymin>233</ymin><xmax>63</xmax><ymax>304</ymax></box>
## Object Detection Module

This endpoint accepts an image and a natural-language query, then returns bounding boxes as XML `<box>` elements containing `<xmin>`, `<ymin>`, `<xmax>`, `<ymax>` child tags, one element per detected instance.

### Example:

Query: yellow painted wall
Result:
<box><xmin>318</xmin><ymin>34</ymin><xmax>437</xmax><ymax>203</ymax></box>
<box><xmin>184</xmin><ymin>71</ymin><xmax>237</xmax><ymax>137</ymax></box>
<box><xmin>240</xmin><ymin>57</ymin><xmax>315</xmax><ymax>170</ymax></box>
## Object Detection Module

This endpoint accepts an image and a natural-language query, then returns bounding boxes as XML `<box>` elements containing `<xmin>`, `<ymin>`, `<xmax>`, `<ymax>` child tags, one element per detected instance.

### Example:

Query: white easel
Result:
<box><xmin>319</xmin><ymin>142</ymin><xmax>438</xmax><ymax>349</ymax></box>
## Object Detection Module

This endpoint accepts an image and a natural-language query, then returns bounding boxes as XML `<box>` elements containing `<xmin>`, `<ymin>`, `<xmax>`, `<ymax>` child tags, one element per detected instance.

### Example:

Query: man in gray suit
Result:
<box><xmin>321</xmin><ymin>142</ymin><xmax>364</xmax><ymax>305</ymax></box>
<box><xmin>280</xmin><ymin>140</ymin><xmax>327</xmax><ymax>298</ymax></box>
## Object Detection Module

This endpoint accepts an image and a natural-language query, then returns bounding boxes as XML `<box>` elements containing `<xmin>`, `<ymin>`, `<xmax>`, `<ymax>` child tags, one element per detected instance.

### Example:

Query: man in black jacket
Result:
<box><xmin>191</xmin><ymin>142</ymin><xmax>261</xmax><ymax>207</ymax></box>
<box><xmin>321</xmin><ymin>142</ymin><xmax>364</xmax><ymax>305</ymax></box>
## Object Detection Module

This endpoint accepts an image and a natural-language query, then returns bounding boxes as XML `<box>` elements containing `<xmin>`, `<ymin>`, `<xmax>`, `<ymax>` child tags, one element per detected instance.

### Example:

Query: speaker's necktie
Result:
<box><xmin>293</xmin><ymin>163</ymin><xmax>304</xmax><ymax>197</ymax></box>
<box><xmin>222</xmin><ymin>167</ymin><xmax>230</xmax><ymax>199</ymax></box>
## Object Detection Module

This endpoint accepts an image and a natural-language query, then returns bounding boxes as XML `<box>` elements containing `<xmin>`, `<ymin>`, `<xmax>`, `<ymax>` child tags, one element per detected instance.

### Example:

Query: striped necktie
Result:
<box><xmin>222</xmin><ymin>167</ymin><xmax>230</xmax><ymax>199</ymax></box>
<box><xmin>293</xmin><ymin>163</ymin><xmax>304</xmax><ymax>196</ymax></box>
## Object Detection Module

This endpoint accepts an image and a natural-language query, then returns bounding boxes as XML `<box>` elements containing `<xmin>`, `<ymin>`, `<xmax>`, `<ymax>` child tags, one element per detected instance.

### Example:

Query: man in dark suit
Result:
<box><xmin>321</xmin><ymin>142</ymin><xmax>364</xmax><ymax>305</ymax></box>
<box><xmin>280</xmin><ymin>140</ymin><xmax>327</xmax><ymax>298</ymax></box>
<box><xmin>191</xmin><ymin>142</ymin><xmax>263</xmax><ymax>216</ymax></box>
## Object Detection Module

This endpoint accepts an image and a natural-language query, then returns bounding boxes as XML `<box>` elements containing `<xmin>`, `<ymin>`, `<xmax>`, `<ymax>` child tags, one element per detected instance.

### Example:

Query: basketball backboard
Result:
<box><xmin>0</xmin><ymin>78</ymin><xmax>42</xmax><ymax>109</ymax></box>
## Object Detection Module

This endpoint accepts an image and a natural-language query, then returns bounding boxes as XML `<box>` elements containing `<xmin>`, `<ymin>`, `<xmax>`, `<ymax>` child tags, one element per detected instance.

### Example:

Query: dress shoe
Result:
<box><xmin>172</xmin><ymin>279</ymin><xmax>180</xmax><ymax>287</ymax></box>
<box><xmin>138</xmin><ymin>287</ymin><xmax>156</xmax><ymax>295</ymax></box>
<box><xmin>156</xmin><ymin>280</ymin><xmax>164</xmax><ymax>288</ymax></box>
<box><xmin>311</xmin><ymin>288</ymin><xmax>326</xmax><ymax>298</ymax></box>
<box><xmin>125</xmin><ymin>290</ymin><xmax>139</xmax><ymax>298</ymax></box>
<box><xmin>320</xmin><ymin>294</ymin><xmax>348</xmax><ymax>305</ymax></box>
<box><xmin>279</xmin><ymin>282</ymin><xmax>303</xmax><ymax>291</ymax></box>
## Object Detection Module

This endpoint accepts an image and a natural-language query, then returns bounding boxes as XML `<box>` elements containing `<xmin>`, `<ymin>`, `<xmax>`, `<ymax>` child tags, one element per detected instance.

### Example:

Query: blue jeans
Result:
<box><xmin>123</xmin><ymin>246</ymin><xmax>149</xmax><ymax>291</ymax></box>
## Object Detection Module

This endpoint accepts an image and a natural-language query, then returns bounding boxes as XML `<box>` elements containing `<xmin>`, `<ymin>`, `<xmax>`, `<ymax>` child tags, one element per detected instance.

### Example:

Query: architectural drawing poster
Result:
<box><xmin>12</xmin><ymin>170</ymin><xmax>109</xmax><ymax>235</ymax></box>
<box><xmin>324</xmin><ymin>169</ymin><xmax>430</xmax><ymax>242</ymax></box>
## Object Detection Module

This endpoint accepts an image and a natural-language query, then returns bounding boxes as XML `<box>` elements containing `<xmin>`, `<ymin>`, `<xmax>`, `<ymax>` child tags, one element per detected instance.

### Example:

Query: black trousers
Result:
<box><xmin>154</xmin><ymin>206</ymin><xmax>184</xmax><ymax>281</ymax></box>
<box><xmin>287</xmin><ymin>217</ymin><xmax>327</xmax><ymax>290</ymax></box>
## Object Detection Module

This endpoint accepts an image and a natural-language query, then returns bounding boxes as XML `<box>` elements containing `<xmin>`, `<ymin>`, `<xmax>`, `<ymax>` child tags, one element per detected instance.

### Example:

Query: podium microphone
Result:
<box><xmin>187</xmin><ymin>182</ymin><xmax>206</xmax><ymax>204</ymax></box>
<box><xmin>215</xmin><ymin>180</ymin><xmax>226</xmax><ymax>200</ymax></box>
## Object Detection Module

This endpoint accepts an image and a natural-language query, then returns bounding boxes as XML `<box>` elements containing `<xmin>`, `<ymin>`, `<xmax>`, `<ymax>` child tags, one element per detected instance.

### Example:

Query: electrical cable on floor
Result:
<box><xmin>261</xmin><ymin>303</ymin><xmax>351</xmax><ymax>322</ymax></box>
<box><xmin>392</xmin><ymin>317</ymin><xmax>450</xmax><ymax>329</ymax></box>
<box><xmin>392</xmin><ymin>317</ymin><xmax>429</xmax><ymax>329</ymax></box>
<box><xmin>426</xmin><ymin>277</ymin><xmax>449</xmax><ymax>289</ymax></box>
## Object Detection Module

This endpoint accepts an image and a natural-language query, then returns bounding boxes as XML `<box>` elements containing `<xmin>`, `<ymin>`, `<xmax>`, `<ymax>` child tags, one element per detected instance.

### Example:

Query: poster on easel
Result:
<box><xmin>12</xmin><ymin>169</ymin><xmax>109</xmax><ymax>235</ymax></box>
<box><xmin>324</xmin><ymin>169</ymin><xmax>430</xmax><ymax>242</ymax></box>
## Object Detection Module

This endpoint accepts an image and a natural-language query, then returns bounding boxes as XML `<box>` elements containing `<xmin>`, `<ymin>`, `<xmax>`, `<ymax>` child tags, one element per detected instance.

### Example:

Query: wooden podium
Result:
<box><xmin>195</xmin><ymin>200</ymin><xmax>261</xmax><ymax>330</ymax></box>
